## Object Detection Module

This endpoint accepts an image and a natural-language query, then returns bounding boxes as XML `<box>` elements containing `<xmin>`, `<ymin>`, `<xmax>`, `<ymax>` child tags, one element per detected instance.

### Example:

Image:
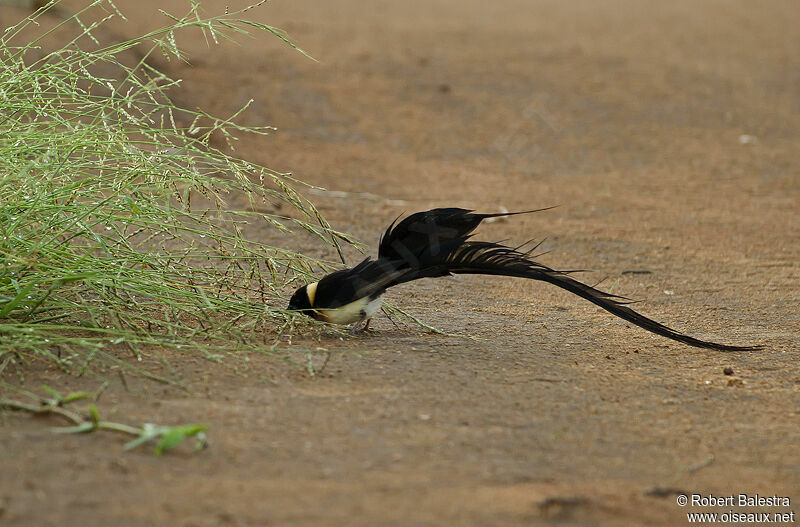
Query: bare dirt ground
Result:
<box><xmin>2</xmin><ymin>1</ymin><xmax>799</xmax><ymax>525</ymax></box>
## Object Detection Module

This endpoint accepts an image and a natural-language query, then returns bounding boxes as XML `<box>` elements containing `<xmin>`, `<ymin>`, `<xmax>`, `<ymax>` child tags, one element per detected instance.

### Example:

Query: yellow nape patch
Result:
<box><xmin>306</xmin><ymin>282</ymin><xmax>318</xmax><ymax>306</ymax></box>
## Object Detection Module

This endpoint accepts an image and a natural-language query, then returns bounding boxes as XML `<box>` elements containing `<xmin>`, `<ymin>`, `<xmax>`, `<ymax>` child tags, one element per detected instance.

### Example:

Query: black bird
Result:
<box><xmin>287</xmin><ymin>208</ymin><xmax>762</xmax><ymax>351</ymax></box>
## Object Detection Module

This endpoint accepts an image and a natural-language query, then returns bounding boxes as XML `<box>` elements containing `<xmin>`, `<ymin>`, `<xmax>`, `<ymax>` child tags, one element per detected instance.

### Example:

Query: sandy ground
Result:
<box><xmin>1</xmin><ymin>1</ymin><xmax>799</xmax><ymax>525</ymax></box>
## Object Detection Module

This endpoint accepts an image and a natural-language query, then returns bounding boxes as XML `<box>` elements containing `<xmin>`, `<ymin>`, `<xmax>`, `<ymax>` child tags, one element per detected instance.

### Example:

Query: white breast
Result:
<box><xmin>317</xmin><ymin>294</ymin><xmax>383</xmax><ymax>325</ymax></box>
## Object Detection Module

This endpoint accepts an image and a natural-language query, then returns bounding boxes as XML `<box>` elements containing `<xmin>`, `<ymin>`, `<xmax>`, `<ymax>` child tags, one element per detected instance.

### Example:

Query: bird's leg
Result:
<box><xmin>348</xmin><ymin>317</ymin><xmax>372</xmax><ymax>335</ymax></box>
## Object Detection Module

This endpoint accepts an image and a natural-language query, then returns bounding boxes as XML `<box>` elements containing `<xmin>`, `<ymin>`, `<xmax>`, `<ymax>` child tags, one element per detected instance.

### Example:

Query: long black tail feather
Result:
<box><xmin>391</xmin><ymin>240</ymin><xmax>762</xmax><ymax>352</ymax></box>
<box><xmin>532</xmin><ymin>269</ymin><xmax>761</xmax><ymax>351</ymax></box>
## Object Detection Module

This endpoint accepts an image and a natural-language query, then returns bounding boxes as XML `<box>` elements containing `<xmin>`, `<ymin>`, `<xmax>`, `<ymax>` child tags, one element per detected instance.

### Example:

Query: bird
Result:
<box><xmin>287</xmin><ymin>207</ymin><xmax>763</xmax><ymax>352</ymax></box>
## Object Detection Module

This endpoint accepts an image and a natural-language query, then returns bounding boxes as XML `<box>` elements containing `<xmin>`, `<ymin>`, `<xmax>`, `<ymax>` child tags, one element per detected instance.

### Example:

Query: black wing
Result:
<box><xmin>378</xmin><ymin>207</ymin><xmax>553</xmax><ymax>262</ymax></box>
<box><xmin>390</xmin><ymin>238</ymin><xmax>762</xmax><ymax>352</ymax></box>
<box><xmin>312</xmin><ymin>258</ymin><xmax>406</xmax><ymax>309</ymax></box>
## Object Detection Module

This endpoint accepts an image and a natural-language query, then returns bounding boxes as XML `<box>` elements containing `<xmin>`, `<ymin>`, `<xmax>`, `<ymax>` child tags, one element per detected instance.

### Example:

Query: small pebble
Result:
<box><xmin>723</xmin><ymin>367</ymin><xmax>734</xmax><ymax>376</ymax></box>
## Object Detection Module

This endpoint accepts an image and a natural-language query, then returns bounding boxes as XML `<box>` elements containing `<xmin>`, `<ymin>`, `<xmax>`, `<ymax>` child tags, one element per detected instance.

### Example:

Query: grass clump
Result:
<box><xmin>0</xmin><ymin>0</ymin><xmax>350</xmax><ymax>383</ymax></box>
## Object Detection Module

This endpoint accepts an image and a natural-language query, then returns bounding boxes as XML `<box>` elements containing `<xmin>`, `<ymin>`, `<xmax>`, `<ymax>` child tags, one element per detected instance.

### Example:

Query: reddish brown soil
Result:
<box><xmin>2</xmin><ymin>1</ymin><xmax>798</xmax><ymax>526</ymax></box>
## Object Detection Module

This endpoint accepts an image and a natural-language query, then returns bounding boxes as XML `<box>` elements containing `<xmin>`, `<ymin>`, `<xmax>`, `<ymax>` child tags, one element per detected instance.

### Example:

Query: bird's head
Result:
<box><xmin>287</xmin><ymin>282</ymin><xmax>319</xmax><ymax>318</ymax></box>
<box><xmin>287</xmin><ymin>285</ymin><xmax>311</xmax><ymax>312</ymax></box>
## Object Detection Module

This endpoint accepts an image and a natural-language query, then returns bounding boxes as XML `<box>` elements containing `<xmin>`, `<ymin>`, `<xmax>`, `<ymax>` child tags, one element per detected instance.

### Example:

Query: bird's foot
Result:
<box><xmin>348</xmin><ymin>318</ymin><xmax>373</xmax><ymax>335</ymax></box>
